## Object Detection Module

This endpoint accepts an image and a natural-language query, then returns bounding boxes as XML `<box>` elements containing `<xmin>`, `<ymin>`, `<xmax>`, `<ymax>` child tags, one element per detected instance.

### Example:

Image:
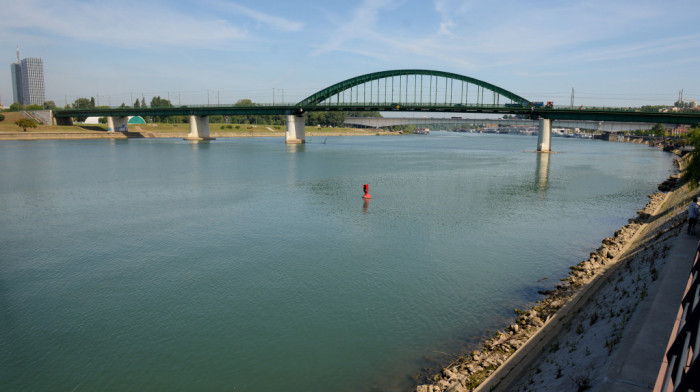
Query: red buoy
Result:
<box><xmin>362</xmin><ymin>184</ymin><xmax>372</xmax><ymax>199</ymax></box>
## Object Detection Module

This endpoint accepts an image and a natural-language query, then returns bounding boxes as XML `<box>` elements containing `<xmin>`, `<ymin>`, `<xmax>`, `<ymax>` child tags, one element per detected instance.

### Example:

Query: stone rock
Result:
<box><xmin>446</xmin><ymin>381</ymin><xmax>468</xmax><ymax>392</ymax></box>
<box><xmin>510</xmin><ymin>339</ymin><xmax>525</xmax><ymax>349</ymax></box>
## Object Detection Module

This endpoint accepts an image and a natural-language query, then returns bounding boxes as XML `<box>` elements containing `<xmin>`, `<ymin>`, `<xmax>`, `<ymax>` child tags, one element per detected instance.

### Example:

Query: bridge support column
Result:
<box><xmin>107</xmin><ymin>116</ymin><xmax>129</xmax><ymax>132</ymax></box>
<box><xmin>186</xmin><ymin>115</ymin><xmax>215</xmax><ymax>140</ymax></box>
<box><xmin>537</xmin><ymin>118</ymin><xmax>552</xmax><ymax>152</ymax></box>
<box><xmin>286</xmin><ymin>114</ymin><xmax>306</xmax><ymax>144</ymax></box>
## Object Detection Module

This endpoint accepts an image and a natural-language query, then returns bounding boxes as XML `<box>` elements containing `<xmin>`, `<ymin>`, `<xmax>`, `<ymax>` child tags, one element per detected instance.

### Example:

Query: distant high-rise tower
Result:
<box><xmin>11</xmin><ymin>46</ymin><xmax>23</xmax><ymax>104</ymax></box>
<box><xmin>10</xmin><ymin>47</ymin><xmax>45</xmax><ymax>106</ymax></box>
<box><xmin>20</xmin><ymin>57</ymin><xmax>45</xmax><ymax>106</ymax></box>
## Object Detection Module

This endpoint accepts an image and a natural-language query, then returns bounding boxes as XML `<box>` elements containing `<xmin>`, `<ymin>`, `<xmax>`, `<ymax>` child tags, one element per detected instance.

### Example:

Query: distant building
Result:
<box><xmin>11</xmin><ymin>62</ymin><xmax>23</xmax><ymax>104</ymax></box>
<box><xmin>10</xmin><ymin>47</ymin><xmax>45</xmax><ymax>106</ymax></box>
<box><xmin>20</xmin><ymin>57</ymin><xmax>44</xmax><ymax>106</ymax></box>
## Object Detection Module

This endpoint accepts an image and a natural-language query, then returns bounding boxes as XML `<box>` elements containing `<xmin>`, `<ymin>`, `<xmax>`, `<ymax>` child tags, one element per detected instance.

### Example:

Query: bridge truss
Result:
<box><xmin>297</xmin><ymin>70</ymin><xmax>530</xmax><ymax>109</ymax></box>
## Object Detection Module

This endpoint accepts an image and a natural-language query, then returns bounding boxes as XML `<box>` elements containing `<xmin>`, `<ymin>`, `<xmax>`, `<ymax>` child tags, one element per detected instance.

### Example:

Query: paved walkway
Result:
<box><xmin>599</xmin><ymin>232</ymin><xmax>698</xmax><ymax>391</ymax></box>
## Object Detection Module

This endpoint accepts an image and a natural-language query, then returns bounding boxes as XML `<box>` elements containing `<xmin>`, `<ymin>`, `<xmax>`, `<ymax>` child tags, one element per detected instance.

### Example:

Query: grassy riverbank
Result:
<box><xmin>0</xmin><ymin>113</ymin><xmax>392</xmax><ymax>140</ymax></box>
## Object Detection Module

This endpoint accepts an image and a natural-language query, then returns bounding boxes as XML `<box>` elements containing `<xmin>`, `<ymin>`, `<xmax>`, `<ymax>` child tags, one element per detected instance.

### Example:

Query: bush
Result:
<box><xmin>0</xmin><ymin>113</ymin><xmax>5</xmax><ymax>121</ymax></box>
<box><xmin>15</xmin><ymin>118</ymin><xmax>37</xmax><ymax>132</ymax></box>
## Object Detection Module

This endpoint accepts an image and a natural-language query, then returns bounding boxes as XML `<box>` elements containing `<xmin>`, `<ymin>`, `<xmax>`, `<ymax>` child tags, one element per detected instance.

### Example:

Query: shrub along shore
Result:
<box><xmin>415</xmin><ymin>152</ymin><xmax>692</xmax><ymax>392</ymax></box>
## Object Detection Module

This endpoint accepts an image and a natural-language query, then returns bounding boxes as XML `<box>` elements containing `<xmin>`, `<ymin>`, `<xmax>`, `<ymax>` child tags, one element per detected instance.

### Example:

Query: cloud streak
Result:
<box><xmin>206</xmin><ymin>0</ymin><xmax>304</xmax><ymax>32</ymax></box>
<box><xmin>309</xmin><ymin>0</ymin><xmax>700</xmax><ymax>76</ymax></box>
<box><xmin>0</xmin><ymin>0</ymin><xmax>302</xmax><ymax>50</ymax></box>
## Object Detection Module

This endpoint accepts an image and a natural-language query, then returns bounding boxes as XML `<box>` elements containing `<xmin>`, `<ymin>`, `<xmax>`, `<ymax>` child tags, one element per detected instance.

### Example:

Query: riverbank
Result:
<box><xmin>0</xmin><ymin>118</ymin><xmax>392</xmax><ymax>140</ymax></box>
<box><xmin>415</xmin><ymin>152</ymin><xmax>694</xmax><ymax>392</ymax></box>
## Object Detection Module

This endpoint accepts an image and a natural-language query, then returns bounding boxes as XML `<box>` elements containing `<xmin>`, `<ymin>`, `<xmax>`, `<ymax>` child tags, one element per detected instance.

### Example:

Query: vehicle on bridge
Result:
<box><xmin>528</xmin><ymin>101</ymin><xmax>554</xmax><ymax>109</ymax></box>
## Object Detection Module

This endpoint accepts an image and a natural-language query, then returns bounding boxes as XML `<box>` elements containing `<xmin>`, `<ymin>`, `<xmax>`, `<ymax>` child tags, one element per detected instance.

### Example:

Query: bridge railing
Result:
<box><xmin>56</xmin><ymin>102</ymin><xmax>689</xmax><ymax>113</ymax></box>
<box><xmin>656</xmin><ymin>241</ymin><xmax>700</xmax><ymax>391</ymax></box>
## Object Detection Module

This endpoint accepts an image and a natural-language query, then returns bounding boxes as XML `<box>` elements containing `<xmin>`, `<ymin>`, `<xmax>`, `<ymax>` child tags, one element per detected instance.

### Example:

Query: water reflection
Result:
<box><xmin>362</xmin><ymin>198</ymin><xmax>370</xmax><ymax>213</ymax></box>
<box><xmin>189</xmin><ymin>140</ymin><xmax>212</xmax><ymax>151</ymax></box>
<box><xmin>286</xmin><ymin>144</ymin><xmax>306</xmax><ymax>153</ymax></box>
<box><xmin>535</xmin><ymin>152</ymin><xmax>551</xmax><ymax>195</ymax></box>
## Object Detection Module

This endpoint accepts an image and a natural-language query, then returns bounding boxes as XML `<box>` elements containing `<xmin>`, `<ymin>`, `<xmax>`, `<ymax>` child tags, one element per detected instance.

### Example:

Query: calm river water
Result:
<box><xmin>0</xmin><ymin>133</ymin><xmax>673</xmax><ymax>391</ymax></box>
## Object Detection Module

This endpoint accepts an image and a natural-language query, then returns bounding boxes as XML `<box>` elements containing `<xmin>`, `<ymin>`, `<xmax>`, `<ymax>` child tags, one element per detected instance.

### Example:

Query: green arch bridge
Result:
<box><xmin>52</xmin><ymin>69</ymin><xmax>700</xmax><ymax>151</ymax></box>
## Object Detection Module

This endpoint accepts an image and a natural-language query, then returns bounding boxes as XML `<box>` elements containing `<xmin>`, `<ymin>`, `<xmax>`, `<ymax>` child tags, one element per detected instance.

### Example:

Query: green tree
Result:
<box><xmin>234</xmin><ymin>99</ymin><xmax>255</xmax><ymax>107</ymax></box>
<box><xmin>71</xmin><ymin>97</ymin><xmax>93</xmax><ymax>121</ymax></box>
<box><xmin>0</xmin><ymin>113</ymin><xmax>5</xmax><ymax>122</ymax></box>
<box><xmin>149</xmin><ymin>96</ymin><xmax>173</xmax><ymax>122</ymax></box>
<box><xmin>90</xmin><ymin>97</ymin><xmax>96</xmax><ymax>107</ymax></box>
<box><xmin>682</xmin><ymin>127</ymin><xmax>700</xmax><ymax>186</ymax></box>
<box><xmin>43</xmin><ymin>101</ymin><xmax>57</xmax><ymax>109</ymax></box>
<box><xmin>9</xmin><ymin>102</ymin><xmax>23</xmax><ymax>111</ymax></box>
<box><xmin>307</xmin><ymin>111</ymin><xmax>346</xmax><ymax>127</ymax></box>
<box><xmin>651</xmin><ymin>123</ymin><xmax>666</xmax><ymax>137</ymax></box>
<box><xmin>346</xmin><ymin>111</ymin><xmax>382</xmax><ymax>118</ymax></box>
<box><xmin>72</xmin><ymin>97</ymin><xmax>93</xmax><ymax>109</ymax></box>
<box><xmin>150</xmin><ymin>96</ymin><xmax>172</xmax><ymax>108</ymax></box>
<box><xmin>134</xmin><ymin>99</ymin><xmax>141</xmax><ymax>109</ymax></box>
<box><xmin>15</xmin><ymin>118</ymin><xmax>37</xmax><ymax>132</ymax></box>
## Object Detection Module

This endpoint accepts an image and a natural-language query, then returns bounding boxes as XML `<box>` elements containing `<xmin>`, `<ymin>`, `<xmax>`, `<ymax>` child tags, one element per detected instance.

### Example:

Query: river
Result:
<box><xmin>0</xmin><ymin>133</ymin><xmax>674</xmax><ymax>391</ymax></box>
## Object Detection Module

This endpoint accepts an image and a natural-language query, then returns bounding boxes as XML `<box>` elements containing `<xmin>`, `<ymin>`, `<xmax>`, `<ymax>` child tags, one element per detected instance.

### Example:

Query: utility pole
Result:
<box><xmin>218</xmin><ymin>91</ymin><xmax>220</xmax><ymax>105</ymax></box>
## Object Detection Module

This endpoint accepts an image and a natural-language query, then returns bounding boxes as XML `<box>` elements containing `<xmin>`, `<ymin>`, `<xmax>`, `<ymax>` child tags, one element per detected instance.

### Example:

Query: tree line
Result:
<box><xmin>61</xmin><ymin>96</ymin><xmax>382</xmax><ymax>126</ymax></box>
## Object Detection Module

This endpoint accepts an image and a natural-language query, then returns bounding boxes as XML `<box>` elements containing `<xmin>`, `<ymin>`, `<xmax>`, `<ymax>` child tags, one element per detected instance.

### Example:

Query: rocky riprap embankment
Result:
<box><xmin>415</xmin><ymin>190</ymin><xmax>673</xmax><ymax>392</ymax></box>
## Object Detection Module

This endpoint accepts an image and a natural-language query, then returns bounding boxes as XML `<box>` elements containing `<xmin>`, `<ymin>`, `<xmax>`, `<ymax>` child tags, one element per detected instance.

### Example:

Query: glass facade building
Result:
<box><xmin>10</xmin><ymin>55</ymin><xmax>44</xmax><ymax>106</ymax></box>
<box><xmin>11</xmin><ymin>62</ymin><xmax>23</xmax><ymax>104</ymax></box>
<box><xmin>20</xmin><ymin>57</ymin><xmax>45</xmax><ymax>106</ymax></box>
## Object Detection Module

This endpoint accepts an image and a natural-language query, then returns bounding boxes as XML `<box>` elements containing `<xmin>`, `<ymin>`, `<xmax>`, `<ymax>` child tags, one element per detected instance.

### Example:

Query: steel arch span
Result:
<box><xmin>297</xmin><ymin>69</ymin><xmax>530</xmax><ymax>108</ymax></box>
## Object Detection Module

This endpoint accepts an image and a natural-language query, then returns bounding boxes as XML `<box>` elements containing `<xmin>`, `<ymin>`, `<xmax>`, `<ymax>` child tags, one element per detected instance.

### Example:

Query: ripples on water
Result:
<box><xmin>0</xmin><ymin>134</ymin><xmax>674</xmax><ymax>391</ymax></box>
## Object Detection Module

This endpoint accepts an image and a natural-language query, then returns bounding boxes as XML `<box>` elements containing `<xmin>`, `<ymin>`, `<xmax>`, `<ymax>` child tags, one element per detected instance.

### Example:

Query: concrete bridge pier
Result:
<box><xmin>537</xmin><ymin>118</ymin><xmax>552</xmax><ymax>152</ymax></box>
<box><xmin>186</xmin><ymin>115</ymin><xmax>215</xmax><ymax>140</ymax></box>
<box><xmin>286</xmin><ymin>114</ymin><xmax>306</xmax><ymax>144</ymax></box>
<box><xmin>107</xmin><ymin>116</ymin><xmax>129</xmax><ymax>132</ymax></box>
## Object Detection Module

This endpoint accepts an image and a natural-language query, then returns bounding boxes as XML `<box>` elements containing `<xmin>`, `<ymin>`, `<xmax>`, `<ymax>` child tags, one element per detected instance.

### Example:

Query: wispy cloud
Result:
<box><xmin>205</xmin><ymin>1</ymin><xmax>304</xmax><ymax>32</ymax></box>
<box><xmin>0</xmin><ymin>0</ymin><xmax>301</xmax><ymax>49</ymax></box>
<box><xmin>310</xmin><ymin>0</ymin><xmax>400</xmax><ymax>57</ymax></box>
<box><xmin>309</xmin><ymin>0</ymin><xmax>697</xmax><ymax>75</ymax></box>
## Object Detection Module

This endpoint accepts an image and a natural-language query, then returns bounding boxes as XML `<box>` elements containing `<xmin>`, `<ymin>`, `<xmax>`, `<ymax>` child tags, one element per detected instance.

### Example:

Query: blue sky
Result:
<box><xmin>2</xmin><ymin>0</ymin><xmax>699</xmax><ymax>108</ymax></box>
